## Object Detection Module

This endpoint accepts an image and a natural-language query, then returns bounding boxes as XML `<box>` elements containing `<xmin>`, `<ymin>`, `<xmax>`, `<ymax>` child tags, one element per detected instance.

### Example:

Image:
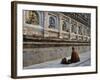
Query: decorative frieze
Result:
<box><xmin>23</xmin><ymin>10</ymin><xmax>91</xmax><ymax>41</ymax></box>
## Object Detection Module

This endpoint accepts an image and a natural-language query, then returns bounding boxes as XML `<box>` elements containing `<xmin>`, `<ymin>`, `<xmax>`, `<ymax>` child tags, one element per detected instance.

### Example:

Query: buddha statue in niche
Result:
<box><xmin>26</xmin><ymin>11</ymin><xmax>39</xmax><ymax>25</ymax></box>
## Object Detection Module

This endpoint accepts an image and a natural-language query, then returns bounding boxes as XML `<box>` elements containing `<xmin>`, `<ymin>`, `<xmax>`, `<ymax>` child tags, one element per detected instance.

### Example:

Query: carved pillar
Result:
<box><xmin>76</xmin><ymin>22</ymin><xmax>79</xmax><ymax>40</ymax></box>
<box><xmin>58</xmin><ymin>14</ymin><xmax>62</xmax><ymax>39</ymax></box>
<box><xmin>24</xmin><ymin>11</ymin><xmax>29</xmax><ymax>24</ymax></box>
<box><xmin>43</xmin><ymin>11</ymin><xmax>49</xmax><ymax>37</ymax></box>
<box><xmin>23</xmin><ymin>11</ymin><xmax>30</xmax><ymax>36</ymax></box>
<box><xmin>69</xmin><ymin>17</ymin><xmax>72</xmax><ymax>40</ymax></box>
<box><xmin>82</xmin><ymin>25</ymin><xmax>85</xmax><ymax>41</ymax></box>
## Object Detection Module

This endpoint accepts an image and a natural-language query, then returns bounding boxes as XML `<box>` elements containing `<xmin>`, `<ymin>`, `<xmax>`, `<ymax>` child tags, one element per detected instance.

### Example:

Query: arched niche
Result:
<box><xmin>48</xmin><ymin>16</ymin><xmax>56</xmax><ymax>29</ymax></box>
<box><xmin>62</xmin><ymin>20</ymin><xmax>69</xmax><ymax>32</ymax></box>
<box><xmin>71</xmin><ymin>19</ymin><xmax>77</xmax><ymax>34</ymax></box>
<box><xmin>25</xmin><ymin>11</ymin><xmax>39</xmax><ymax>25</ymax></box>
<box><xmin>62</xmin><ymin>20</ymin><xmax>66</xmax><ymax>31</ymax></box>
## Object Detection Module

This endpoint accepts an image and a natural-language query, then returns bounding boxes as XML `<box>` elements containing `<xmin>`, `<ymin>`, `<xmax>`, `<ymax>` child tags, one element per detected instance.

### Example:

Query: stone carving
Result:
<box><xmin>87</xmin><ymin>28</ymin><xmax>90</xmax><ymax>36</ymax></box>
<box><xmin>78</xmin><ymin>24</ymin><xmax>82</xmax><ymax>35</ymax></box>
<box><xmin>71</xmin><ymin>19</ymin><xmax>77</xmax><ymax>34</ymax></box>
<box><xmin>65</xmin><ymin>17</ymin><xmax>70</xmax><ymax>23</ymax></box>
<box><xmin>71</xmin><ymin>24</ymin><xmax>77</xmax><ymax>34</ymax></box>
<box><xmin>26</xmin><ymin>11</ymin><xmax>39</xmax><ymax>25</ymax></box>
<box><xmin>62</xmin><ymin>20</ymin><xmax>69</xmax><ymax>32</ymax></box>
<box><xmin>62</xmin><ymin>21</ymin><xmax>66</xmax><ymax>31</ymax></box>
<box><xmin>48</xmin><ymin>16</ymin><xmax>56</xmax><ymax>28</ymax></box>
<box><xmin>24</xmin><ymin>11</ymin><xmax>90</xmax><ymax>42</ymax></box>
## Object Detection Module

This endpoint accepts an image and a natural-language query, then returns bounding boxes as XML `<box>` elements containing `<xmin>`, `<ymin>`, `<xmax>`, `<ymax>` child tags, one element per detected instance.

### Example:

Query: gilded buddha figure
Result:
<box><xmin>26</xmin><ymin>11</ymin><xmax>39</xmax><ymax>25</ymax></box>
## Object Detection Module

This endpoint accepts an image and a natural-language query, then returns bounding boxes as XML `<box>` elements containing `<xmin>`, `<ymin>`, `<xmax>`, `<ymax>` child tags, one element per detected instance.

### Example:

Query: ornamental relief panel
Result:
<box><xmin>62</xmin><ymin>20</ymin><xmax>69</xmax><ymax>32</ymax></box>
<box><xmin>25</xmin><ymin>11</ymin><xmax>39</xmax><ymax>25</ymax></box>
<box><xmin>48</xmin><ymin>13</ymin><xmax>59</xmax><ymax>30</ymax></box>
<box><xmin>78</xmin><ymin>23</ymin><xmax>83</xmax><ymax>35</ymax></box>
<box><xmin>23</xmin><ymin>11</ymin><xmax>90</xmax><ymax>41</ymax></box>
<box><xmin>71</xmin><ymin>19</ymin><xmax>77</xmax><ymax>34</ymax></box>
<box><xmin>62</xmin><ymin>16</ymin><xmax>70</xmax><ymax>23</ymax></box>
<box><xmin>48</xmin><ymin>16</ymin><xmax>56</xmax><ymax>29</ymax></box>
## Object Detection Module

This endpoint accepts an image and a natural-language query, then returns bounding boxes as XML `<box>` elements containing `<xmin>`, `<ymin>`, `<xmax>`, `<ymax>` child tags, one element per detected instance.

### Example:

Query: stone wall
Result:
<box><xmin>23</xmin><ymin>46</ymin><xmax>90</xmax><ymax>67</ymax></box>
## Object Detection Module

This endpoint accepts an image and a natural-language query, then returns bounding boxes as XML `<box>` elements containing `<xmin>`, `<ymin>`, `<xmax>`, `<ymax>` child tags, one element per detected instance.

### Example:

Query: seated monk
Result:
<box><xmin>71</xmin><ymin>47</ymin><xmax>80</xmax><ymax>63</ymax></box>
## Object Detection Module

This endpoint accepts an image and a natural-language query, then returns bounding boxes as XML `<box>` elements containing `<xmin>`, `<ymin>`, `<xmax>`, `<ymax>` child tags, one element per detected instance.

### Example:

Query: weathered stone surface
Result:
<box><xmin>23</xmin><ymin>46</ymin><xmax>90</xmax><ymax>67</ymax></box>
<box><xmin>24</xmin><ymin>51</ymin><xmax>91</xmax><ymax>69</ymax></box>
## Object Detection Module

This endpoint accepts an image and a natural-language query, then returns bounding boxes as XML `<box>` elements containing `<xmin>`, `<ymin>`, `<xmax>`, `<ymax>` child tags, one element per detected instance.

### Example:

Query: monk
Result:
<box><xmin>71</xmin><ymin>47</ymin><xmax>80</xmax><ymax>63</ymax></box>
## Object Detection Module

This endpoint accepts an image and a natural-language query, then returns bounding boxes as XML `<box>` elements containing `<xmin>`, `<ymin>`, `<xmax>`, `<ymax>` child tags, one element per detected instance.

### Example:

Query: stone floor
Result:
<box><xmin>24</xmin><ymin>51</ymin><xmax>91</xmax><ymax>69</ymax></box>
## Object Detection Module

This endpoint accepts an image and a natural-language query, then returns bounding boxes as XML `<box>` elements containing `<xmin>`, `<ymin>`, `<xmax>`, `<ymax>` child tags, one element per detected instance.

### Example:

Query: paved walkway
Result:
<box><xmin>24</xmin><ymin>51</ymin><xmax>91</xmax><ymax>69</ymax></box>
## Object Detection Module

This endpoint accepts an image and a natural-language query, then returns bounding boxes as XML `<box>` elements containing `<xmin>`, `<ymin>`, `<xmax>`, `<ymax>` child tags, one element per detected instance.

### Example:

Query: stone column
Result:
<box><xmin>58</xmin><ymin>13</ymin><xmax>62</xmax><ymax>39</ymax></box>
<box><xmin>82</xmin><ymin>24</ymin><xmax>85</xmax><ymax>41</ymax></box>
<box><xmin>23</xmin><ymin>11</ymin><xmax>30</xmax><ymax>36</ymax></box>
<box><xmin>82</xmin><ymin>25</ymin><xmax>85</xmax><ymax>41</ymax></box>
<box><xmin>69</xmin><ymin>17</ymin><xmax>72</xmax><ymax>40</ymax></box>
<box><xmin>24</xmin><ymin>11</ymin><xmax>30</xmax><ymax>24</ymax></box>
<box><xmin>76</xmin><ymin>22</ymin><xmax>79</xmax><ymax>40</ymax></box>
<box><xmin>43</xmin><ymin>11</ymin><xmax>49</xmax><ymax>37</ymax></box>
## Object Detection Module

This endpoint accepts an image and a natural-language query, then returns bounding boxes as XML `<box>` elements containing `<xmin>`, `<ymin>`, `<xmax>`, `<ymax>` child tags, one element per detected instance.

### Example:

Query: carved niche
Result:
<box><xmin>62</xmin><ymin>16</ymin><xmax>70</xmax><ymax>32</ymax></box>
<box><xmin>78</xmin><ymin>23</ymin><xmax>83</xmax><ymax>35</ymax></box>
<box><xmin>71</xmin><ymin>19</ymin><xmax>77</xmax><ymax>34</ymax></box>
<box><xmin>26</xmin><ymin>11</ymin><xmax>39</xmax><ymax>25</ymax></box>
<box><xmin>48</xmin><ymin>16</ymin><xmax>56</xmax><ymax>29</ymax></box>
<box><xmin>62</xmin><ymin>20</ymin><xmax>66</xmax><ymax>31</ymax></box>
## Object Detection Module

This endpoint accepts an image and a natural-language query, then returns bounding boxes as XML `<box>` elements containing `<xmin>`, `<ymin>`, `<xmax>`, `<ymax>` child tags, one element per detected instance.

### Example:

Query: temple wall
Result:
<box><xmin>23</xmin><ymin>46</ymin><xmax>90</xmax><ymax>67</ymax></box>
<box><xmin>23</xmin><ymin>11</ymin><xmax>90</xmax><ymax>41</ymax></box>
<box><xmin>23</xmin><ymin>11</ymin><xmax>91</xmax><ymax>67</ymax></box>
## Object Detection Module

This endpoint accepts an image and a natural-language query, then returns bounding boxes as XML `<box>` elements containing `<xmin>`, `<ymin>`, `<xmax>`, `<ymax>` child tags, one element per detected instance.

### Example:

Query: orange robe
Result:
<box><xmin>71</xmin><ymin>47</ymin><xmax>80</xmax><ymax>63</ymax></box>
